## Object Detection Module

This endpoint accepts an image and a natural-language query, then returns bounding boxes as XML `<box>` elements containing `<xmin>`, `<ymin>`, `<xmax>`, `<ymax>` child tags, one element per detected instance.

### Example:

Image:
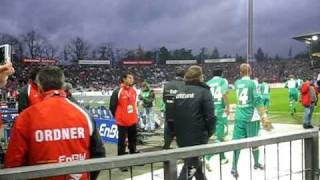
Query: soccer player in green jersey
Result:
<box><xmin>296</xmin><ymin>78</ymin><xmax>303</xmax><ymax>89</ymax></box>
<box><xmin>205</xmin><ymin>69</ymin><xmax>230</xmax><ymax>171</ymax></box>
<box><xmin>296</xmin><ymin>78</ymin><xmax>303</xmax><ymax>101</ymax></box>
<box><xmin>231</xmin><ymin>64</ymin><xmax>269</xmax><ymax>178</ymax></box>
<box><xmin>285</xmin><ymin>75</ymin><xmax>298</xmax><ymax>116</ymax></box>
<box><xmin>260</xmin><ymin>80</ymin><xmax>271</xmax><ymax>113</ymax></box>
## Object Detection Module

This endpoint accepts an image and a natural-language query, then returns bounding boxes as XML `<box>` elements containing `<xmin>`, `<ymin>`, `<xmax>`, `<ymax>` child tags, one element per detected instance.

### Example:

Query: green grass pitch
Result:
<box><xmin>76</xmin><ymin>88</ymin><xmax>319</xmax><ymax>126</ymax></box>
<box><xmin>155</xmin><ymin>88</ymin><xmax>320</xmax><ymax>126</ymax></box>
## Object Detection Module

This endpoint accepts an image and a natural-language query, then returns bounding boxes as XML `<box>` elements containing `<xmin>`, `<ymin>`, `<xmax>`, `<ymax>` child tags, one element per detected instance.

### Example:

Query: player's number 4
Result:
<box><xmin>211</xmin><ymin>86</ymin><xmax>223</xmax><ymax>101</ymax></box>
<box><xmin>237</xmin><ymin>88</ymin><xmax>248</xmax><ymax>105</ymax></box>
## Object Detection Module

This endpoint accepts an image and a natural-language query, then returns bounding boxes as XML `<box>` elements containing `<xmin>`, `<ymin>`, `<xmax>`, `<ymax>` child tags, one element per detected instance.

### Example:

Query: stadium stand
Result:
<box><xmin>3</xmin><ymin>59</ymin><xmax>313</xmax><ymax>97</ymax></box>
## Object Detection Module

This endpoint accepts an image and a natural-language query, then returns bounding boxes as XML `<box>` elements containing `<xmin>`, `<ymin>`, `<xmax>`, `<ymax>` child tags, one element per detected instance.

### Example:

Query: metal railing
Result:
<box><xmin>0</xmin><ymin>129</ymin><xmax>318</xmax><ymax>180</ymax></box>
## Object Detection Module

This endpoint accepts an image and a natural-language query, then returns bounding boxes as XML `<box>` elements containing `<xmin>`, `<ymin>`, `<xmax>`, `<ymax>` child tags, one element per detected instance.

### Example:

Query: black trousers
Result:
<box><xmin>163</xmin><ymin>121</ymin><xmax>175</xmax><ymax>149</ymax></box>
<box><xmin>117</xmin><ymin>124</ymin><xmax>137</xmax><ymax>155</ymax></box>
<box><xmin>178</xmin><ymin>157</ymin><xmax>206</xmax><ymax>180</ymax></box>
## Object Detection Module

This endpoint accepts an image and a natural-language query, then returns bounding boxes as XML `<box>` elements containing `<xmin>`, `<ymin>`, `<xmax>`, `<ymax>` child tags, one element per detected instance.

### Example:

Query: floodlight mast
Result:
<box><xmin>247</xmin><ymin>0</ymin><xmax>253</xmax><ymax>63</ymax></box>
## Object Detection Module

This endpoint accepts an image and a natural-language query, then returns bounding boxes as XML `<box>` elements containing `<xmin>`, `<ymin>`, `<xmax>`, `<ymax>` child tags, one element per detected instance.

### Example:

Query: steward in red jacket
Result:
<box><xmin>300</xmin><ymin>81</ymin><xmax>318</xmax><ymax>107</ymax></box>
<box><xmin>109</xmin><ymin>83</ymin><xmax>138</xmax><ymax>126</ymax></box>
<box><xmin>109</xmin><ymin>72</ymin><xmax>138</xmax><ymax>171</ymax></box>
<box><xmin>5</xmin><ymin>66</ymin><xmax>105</xmax><ymax>180</ymax></box>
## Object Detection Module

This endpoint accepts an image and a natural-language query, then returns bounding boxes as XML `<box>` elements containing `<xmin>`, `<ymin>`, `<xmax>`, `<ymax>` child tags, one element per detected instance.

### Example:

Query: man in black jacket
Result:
<box><xmin>18</xmin><ymin>67</ymin><xmax>41</xmax><ymax>113</ymax></box>
<box><xmin>162</xmin><ymin>67</ymin><xmax>185</xmax><ymax>149</ymax></box>
<box><xmin>174</xmin><ymin>65</ymin><xmax>216</xmax><ymax>180</ymax></box>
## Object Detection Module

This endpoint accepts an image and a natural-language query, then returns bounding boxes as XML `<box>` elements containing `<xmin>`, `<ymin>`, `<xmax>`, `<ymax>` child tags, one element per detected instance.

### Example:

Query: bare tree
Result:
<box><xmin>22</xmin><ymin>30</ymin><xmax>50</xmax><ymax>58</ymax></box>
<box><xmin>65</xmin><ymin>37</ymin><xmax>90</xmax><ymax>63</ymax></box>
<box><xmin>97</xmin><ymin>42</ymin><xmax>114</xmax><ymax>60</ymax></box>
<box><xmin>136</xmin><ymin>45</ymin><xmax>145</xmax><ymax>59</ymax></box>
<box><xmin>42</xmin><ymin>43</ymin><xmax>58</xmax><ymax>59</ymax></box>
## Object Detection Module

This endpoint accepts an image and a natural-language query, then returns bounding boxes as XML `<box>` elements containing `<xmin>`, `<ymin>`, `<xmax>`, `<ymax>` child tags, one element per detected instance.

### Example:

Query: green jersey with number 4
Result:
<box><xmin>207</xmin><ymin>76</ymin><xmax>228</xmax><ymax>112</ymax></box>
<box><xmin>235</xmin><ymin>76</ymin><xmax>263</xmax><ymax>122</ymax></box>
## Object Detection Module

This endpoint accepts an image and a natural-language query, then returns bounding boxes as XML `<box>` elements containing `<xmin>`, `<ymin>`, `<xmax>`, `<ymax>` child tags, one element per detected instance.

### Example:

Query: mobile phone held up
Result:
<box><xmin>0</xmin><ymin>44</ymin><xmax>11</xmax><ymax>65</ymax></box>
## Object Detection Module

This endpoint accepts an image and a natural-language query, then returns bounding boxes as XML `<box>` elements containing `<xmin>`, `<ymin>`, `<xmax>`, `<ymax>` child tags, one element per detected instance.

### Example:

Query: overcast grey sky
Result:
<box><xmin>0</xmin><ymin>0</ymin><xmax>319</xmax><ymax>56</ymax></box>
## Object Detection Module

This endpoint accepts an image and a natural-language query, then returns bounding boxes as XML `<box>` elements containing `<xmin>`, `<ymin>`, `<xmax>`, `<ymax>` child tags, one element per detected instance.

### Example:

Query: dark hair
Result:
<box><xmin>120</xmin><ymin>72</ymin><xmax>133</xmax><ymax>83</ymax></box>
<box><xmin>30</xmin><ymin>67</ymin><xmax>40</xmax><ymax>81</ymax></box>
<box><xmin>175</xmin><ymin>67</ymin><xmax>185</xmax><ymax>78</ymax></box>
<box><xmin>212</xmin><ymin>69</ymin><xmax>223</xmax><ymax>77</ymax></box>
<box><xmin>37</xmin><ymin>66</ymin><xmax>65</xmax><ymax>92</ymax></box>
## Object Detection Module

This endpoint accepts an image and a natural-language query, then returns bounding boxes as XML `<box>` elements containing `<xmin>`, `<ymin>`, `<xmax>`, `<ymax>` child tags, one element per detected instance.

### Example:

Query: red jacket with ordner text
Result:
<box><xmin>5</xmin><ymin>89</ymin><xmax>105</xmax><ymax>180</ymax></box>
<box><xmin>109</xmin><ymin>84</ymin><xmax>138</xmax><ymax>126</ymax></box>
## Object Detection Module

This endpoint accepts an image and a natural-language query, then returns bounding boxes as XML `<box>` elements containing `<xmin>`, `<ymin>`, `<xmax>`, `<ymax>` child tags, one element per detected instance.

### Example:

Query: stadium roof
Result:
<box><xmin>292</xmin><ymin>32</ymin><xmax>320</xmax><ymax>43</ymax></box>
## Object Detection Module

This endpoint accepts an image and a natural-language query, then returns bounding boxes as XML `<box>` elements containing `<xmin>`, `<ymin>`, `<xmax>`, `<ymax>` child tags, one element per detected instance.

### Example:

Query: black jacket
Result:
<box><xmin>109</xmin><ymin>88</ymin><xmax>119</xmax><ymax>117</ymax></box>
<box><xmin>174</xmin><ymin>80</ymin><xmax>216</xmax><ymax>147</ymax></box>
<box><xmin>163</xmin><ymin>77</ymin><xmax>185</xmax><ymax>122</ymax></box>
<box><xmin>17</xmin><ymin>85</ymin><xmax>29</xmax><ymax>113</ymax></box>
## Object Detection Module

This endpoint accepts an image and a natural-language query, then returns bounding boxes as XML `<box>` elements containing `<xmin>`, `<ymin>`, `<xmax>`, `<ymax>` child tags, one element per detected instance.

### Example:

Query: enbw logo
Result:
<box><xmin>99</xmin><ymin>124</ymin><xmax>118</xmax><ymax>139</ymax></box>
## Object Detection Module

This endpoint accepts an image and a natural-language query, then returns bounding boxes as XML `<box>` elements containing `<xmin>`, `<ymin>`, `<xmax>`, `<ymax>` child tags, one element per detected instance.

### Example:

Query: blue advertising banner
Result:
<box><xmin>1</xmin><ymin>107</ymin><xmax>119</xmax><ymax>144</ymax></box>
<box><xmin>1</xmin><ymin>108</ymin><xmax>18</xmax><ymax>122</ymax></box>
<box><xmin>95</xmin><ymin>118</ymin><xmax>118</xmax><ymax>144</ymax></box>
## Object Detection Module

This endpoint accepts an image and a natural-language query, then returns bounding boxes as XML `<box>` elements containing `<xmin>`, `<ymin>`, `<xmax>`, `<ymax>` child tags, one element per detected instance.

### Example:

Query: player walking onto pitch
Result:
<box><xmin>231</xmin><ymin>64</ymin><xmax>270</xmax><ymax>178</ymax></box>
<box><xmin>285</xmin><ymin>75</ymin><xmax>299</xmax><ymax>116</ymax></box>
<box><xmin>260</xmin><ymin>80</ymin><xmax>271</xmax><ymax>113</ymax></box>
<box><xmin>296</xmin><ymin>78</ymin><xmax>303</xmax><ymax>101</ymax></box>
<box><xmin>205</xmin><ymin>69</ymin><xmax>230</xmax><ymax>171</ymax></box>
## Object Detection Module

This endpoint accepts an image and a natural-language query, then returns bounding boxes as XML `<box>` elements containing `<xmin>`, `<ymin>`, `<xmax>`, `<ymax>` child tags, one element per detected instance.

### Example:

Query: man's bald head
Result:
<box><xmin>240</xmin><ymin>63</ymin><xmax>251</xmax><ymax>77</ymax></box>
<box><xmin>289</xmin><ymin>74</ymin><xmax>295</xmax><ymax>79</ymax></box>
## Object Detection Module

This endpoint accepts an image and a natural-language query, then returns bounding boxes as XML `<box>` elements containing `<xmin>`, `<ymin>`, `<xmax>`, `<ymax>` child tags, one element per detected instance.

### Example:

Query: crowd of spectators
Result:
<box><xmin>3</xmin><ymin>59</ymin><xmax>315</xmax><ymax>94</ymax></box>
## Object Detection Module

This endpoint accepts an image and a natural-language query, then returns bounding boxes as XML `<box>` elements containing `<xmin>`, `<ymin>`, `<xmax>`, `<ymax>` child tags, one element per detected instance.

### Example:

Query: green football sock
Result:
<box><xmin>252</xmin><ymin>147</ymin><xmax>260</xmax><ymax>165</ymax></box>
<box><xmin>220</xmin><ymin>152</ymin><xmax>226</xmax><ymax>160</ymax></box>
<box><xmin>232</xmin><ymin>149</ymin><xmax>240</xmax><ymax>170</ymax></box>
<box><xmin>205</xmin><ymin>154</ymin><xmax>213</xmax><ymax>161</ymax></box>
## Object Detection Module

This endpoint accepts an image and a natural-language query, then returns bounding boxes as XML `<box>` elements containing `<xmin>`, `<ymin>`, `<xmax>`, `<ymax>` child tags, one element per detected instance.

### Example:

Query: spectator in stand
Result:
<box><xmin>4</xmin><ymin>66</ymin><xmax>105</xmax><ymax>180</ymax></box>
<box><xmin>63</xmin><ymin>82</ymin><xmax>78</xmax><ymax>104</ymax></box>
<box><xmin>17</xmin><ymin>67</ymin><xmax>42</xmax><ymax>113</ymax></box>
<box><xmin>139</xmin><ymin>81</ymin><xmax>155</xmax><ymax>131</ymax></box>
<box><xmin>109</xmin><ymin>72</ymin><xmax>139</xmax><ymax>172</ymax></box>
<box><xmin>2</xmin><ymin>59</ymin><xmax>315</xmax><ymax>94</ymax></box>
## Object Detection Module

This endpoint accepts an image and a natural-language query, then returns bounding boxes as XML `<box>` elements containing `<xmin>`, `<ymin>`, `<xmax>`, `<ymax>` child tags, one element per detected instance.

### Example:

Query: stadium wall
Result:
<box><xmin>73</xmin><ymin>83</ymin><xmax>285</xmax><ymax>97</ymax></box>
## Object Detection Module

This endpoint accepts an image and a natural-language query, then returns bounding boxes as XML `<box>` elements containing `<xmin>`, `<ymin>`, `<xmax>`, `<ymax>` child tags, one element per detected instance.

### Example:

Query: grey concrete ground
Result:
<box><xmin>97</xmin><ymin>122</ymin><xmax>312</xmax><ymax>180</ymax></box>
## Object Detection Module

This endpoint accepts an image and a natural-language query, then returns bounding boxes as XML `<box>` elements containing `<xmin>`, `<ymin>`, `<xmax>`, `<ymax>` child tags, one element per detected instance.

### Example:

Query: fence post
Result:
<box><xmin>304</xmin><ymin>132</ymin><xmax>319</xmax><ymax>180</ymax></box>
<box><xmin>164</xmin><ymin>160</ymin><xmax>177</xmax><ymax>180</ymax></box>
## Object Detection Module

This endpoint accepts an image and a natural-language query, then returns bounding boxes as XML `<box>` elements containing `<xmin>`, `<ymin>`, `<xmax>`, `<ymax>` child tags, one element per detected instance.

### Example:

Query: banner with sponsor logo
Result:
<box><xmin>122</xmin><ymin>60</ymin><xmax>153</xmax><ymax>65</ymax></box>
<box><xmin>4</xmin><ymin>117</ymin><xmax>118</xmax><ymax>144</ymax></box>
<box><xmin>78</xmin><ymin>60</ymin><xmax>111</xmax><ymax>65</ymax></box>
<box><xmin>165</xmin><ymin>60</ymin><xmax>197</xmax><ymax>65</ymax></box>
<box><xmin>204</xmin><ymin>58</ymin><xmax>236</xmax><ymax>63</ymax></box>
<box><xmin>89</xmin><ymin>107</ymin><xmax>118</xmax><ymax>144</ymax></box>
<box><xmin>23</xmin><ymin>58</ymin><xmax>58</xmax><ymax>64</ymax></box>
<box><xmin>96</xmin><ymin>118</ymin><xmax>118</xmax><ymax>144</ymax></box>
<box><xmin>3</xmin><ymin>107</ymin><xmax>119</xmax><ymax>144</ymax></box>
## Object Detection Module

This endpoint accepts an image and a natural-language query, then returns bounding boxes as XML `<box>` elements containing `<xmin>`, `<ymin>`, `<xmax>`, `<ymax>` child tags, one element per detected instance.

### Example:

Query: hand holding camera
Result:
<box><xmin>0</xmin><ymin>44</ymin><xmax>14</xmax><ymax>88</ymax></box>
